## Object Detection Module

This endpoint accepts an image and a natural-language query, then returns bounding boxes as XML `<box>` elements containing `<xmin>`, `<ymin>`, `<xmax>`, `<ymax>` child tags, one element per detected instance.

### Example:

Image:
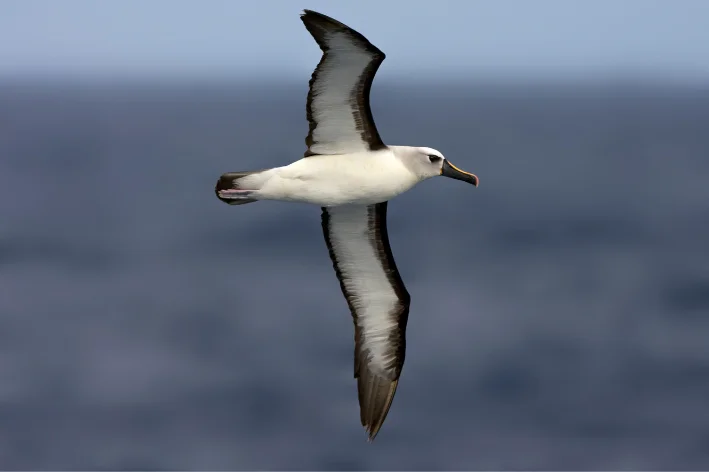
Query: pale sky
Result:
<box><xmin>1</xmin><ymin>0</ymin><xmax>709</xmax><ymax>82</ymax></box>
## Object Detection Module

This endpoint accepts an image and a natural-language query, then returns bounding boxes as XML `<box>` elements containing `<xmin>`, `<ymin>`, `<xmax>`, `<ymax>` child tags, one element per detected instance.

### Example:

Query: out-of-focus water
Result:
<box><xmin>1</xmin><ymin>80</ymin><xmax>708</xmax><ymax>469</ymax></box>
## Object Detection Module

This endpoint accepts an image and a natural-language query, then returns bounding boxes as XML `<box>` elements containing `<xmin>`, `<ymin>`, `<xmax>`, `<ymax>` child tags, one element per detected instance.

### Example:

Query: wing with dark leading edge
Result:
<box><xmin>300</xmin><ymin>10</ymin><xmax>387</xmax><ymax>156</ymax></box>
<box><xmin>321</xmin><ymin>203</ymin><xmax>410</xmax><ymax>441</ymax></box>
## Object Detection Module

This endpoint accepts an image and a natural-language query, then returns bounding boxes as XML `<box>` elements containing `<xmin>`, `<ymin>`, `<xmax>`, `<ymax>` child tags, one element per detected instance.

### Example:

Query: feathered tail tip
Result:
<box><xmin>214</xmin><ymin>171</ymin><xmax>260</xmax><ymax>205</ymax></box>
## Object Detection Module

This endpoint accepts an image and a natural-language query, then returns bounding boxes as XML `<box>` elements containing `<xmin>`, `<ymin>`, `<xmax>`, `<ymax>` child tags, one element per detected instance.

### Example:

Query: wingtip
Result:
<box><xmin>300</xmin><ymin>9</ymin><xmax>324</xmax><ymax>27</ymax></box>
<box><xmin>300</xmin><ymin>9</ymin><xmax>322</xmax><ymax>19</ymax></box>
<box><xmin>358</xmin><ymin>376</ymin><xmax>399</xmax><ymax>442</ymax></box>
<box><xmin>362</xmin><ymin>423</ymin><xmax>384</xmax><ymax>443</ymax></box>
<box><xmin>363</xmin><ymin>408</ymin><xmax>388</xmax><ymax>442</ymax></box>
<box><xmin>365</xmin><ymin>426</ymin><xmax>381</xmax><ymax>443</ymax></box>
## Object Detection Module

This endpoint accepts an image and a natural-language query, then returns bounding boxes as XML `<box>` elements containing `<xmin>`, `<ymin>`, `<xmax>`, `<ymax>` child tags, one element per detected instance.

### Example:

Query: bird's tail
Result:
<box><xmin>214</xmin><ymin>170</ymin><xmax>266</xmax><ymax>206</ymax></box>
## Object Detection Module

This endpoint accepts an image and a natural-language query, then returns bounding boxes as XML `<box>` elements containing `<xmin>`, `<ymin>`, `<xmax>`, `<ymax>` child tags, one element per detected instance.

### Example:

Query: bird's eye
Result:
<box><xmin>428</xmin><ymin>155</ymin><xmax>442</xmax><ymax>163</ymax></box>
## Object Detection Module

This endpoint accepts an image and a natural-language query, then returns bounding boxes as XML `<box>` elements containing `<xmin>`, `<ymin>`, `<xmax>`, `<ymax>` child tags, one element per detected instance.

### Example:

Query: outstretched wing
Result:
<box><xmin>321</xmin><ymin>203</ymin><xmax>410</xmax><ymax>440</ymax></box>
<box><xmin>300</xmin><ymin>10</ymin><xmax>387</xmax><ymax>156</ymax></box>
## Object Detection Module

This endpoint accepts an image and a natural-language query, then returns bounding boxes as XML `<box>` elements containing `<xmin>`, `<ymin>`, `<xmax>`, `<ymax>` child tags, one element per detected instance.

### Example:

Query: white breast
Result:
<box><xmin>255</xmin><ymin>150</ymin><xmax>419</xmax><ymax>206</ymax></box>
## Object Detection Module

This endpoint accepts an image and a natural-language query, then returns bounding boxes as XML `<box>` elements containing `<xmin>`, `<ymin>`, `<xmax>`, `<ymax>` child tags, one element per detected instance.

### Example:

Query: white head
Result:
<box><xmin>394</xmin><ymin>146</ymin><xmax>479</xmax><ymax>186</ymax></box>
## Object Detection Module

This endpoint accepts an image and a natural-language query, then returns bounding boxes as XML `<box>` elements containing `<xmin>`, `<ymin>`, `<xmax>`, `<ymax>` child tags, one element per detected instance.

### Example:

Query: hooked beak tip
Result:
<box><xmin>441</xmin><ymin>159</ymin><xmax>479</xmax><ymax>187</ymax></box>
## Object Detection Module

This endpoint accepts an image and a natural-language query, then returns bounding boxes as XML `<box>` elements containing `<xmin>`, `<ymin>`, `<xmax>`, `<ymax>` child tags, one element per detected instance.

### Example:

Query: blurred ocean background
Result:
<box><xmin>2</xmin><ymin>0</ymin><xmax>709</xmax><ymax>470</ymax></box>
<box><xmin>2</xmin><ymin>79</ymin><xmax>709</xmax><ymax>470</ymax></box>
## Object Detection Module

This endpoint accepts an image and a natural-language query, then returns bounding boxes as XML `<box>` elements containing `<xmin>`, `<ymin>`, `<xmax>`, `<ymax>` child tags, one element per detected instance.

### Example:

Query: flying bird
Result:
<box><xmin>215</xmin><ymin>9</ymin><xmax>478</xmax><ymax>441</ymax></box>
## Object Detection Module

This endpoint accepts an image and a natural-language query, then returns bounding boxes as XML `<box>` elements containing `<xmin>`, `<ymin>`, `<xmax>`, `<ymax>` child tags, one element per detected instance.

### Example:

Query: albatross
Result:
<box><xmin>215</xmin><ymin>9</ymin><xmax>478</xmax><ymax>441</ymax></box>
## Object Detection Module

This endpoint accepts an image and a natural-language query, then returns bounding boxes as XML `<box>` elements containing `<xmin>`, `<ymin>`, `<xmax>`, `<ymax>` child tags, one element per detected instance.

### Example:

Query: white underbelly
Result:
<box><xmin>255</xmin><ymin>154</ymin><xmax>418</xmax><ymax>207</ymax></box>
<box><xmin>259</xmin><ymin>176</ymin><xmax>407</xmax><ymax>206</ymax></box>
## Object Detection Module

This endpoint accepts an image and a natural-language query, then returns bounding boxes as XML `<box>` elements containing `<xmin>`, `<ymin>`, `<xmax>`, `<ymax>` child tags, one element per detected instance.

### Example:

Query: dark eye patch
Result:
<box><xmin>428</xmin><ymin>155</ymin><xmax>442</xmax><ymax>163</ymax></box>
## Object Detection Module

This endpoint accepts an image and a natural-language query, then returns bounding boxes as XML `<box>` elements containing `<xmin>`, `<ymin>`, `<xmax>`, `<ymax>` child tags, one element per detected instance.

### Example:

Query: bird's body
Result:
<box><xmin>222</xmin><ymin>147</ymin><xmax>426</xmax><ymax>206</ymax></box>
<box><xmin>214</xmin><ymin>9</ymin><xmax>478</xmax><ymax>441</ymax></box>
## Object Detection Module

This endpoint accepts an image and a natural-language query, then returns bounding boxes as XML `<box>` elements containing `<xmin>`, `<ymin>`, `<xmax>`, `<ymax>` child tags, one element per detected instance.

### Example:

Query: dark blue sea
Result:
<box><xmin>1</xmin><ymin>80</ymin><xmax>708</xmax><ymax>469</ymax></box>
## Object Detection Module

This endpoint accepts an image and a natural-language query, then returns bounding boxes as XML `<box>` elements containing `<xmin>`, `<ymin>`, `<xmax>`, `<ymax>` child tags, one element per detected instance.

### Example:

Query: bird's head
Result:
<box><xmin>400</xmin><ymin>146</ymin><xmax>479</xmax><ymax>186</ymax></box>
